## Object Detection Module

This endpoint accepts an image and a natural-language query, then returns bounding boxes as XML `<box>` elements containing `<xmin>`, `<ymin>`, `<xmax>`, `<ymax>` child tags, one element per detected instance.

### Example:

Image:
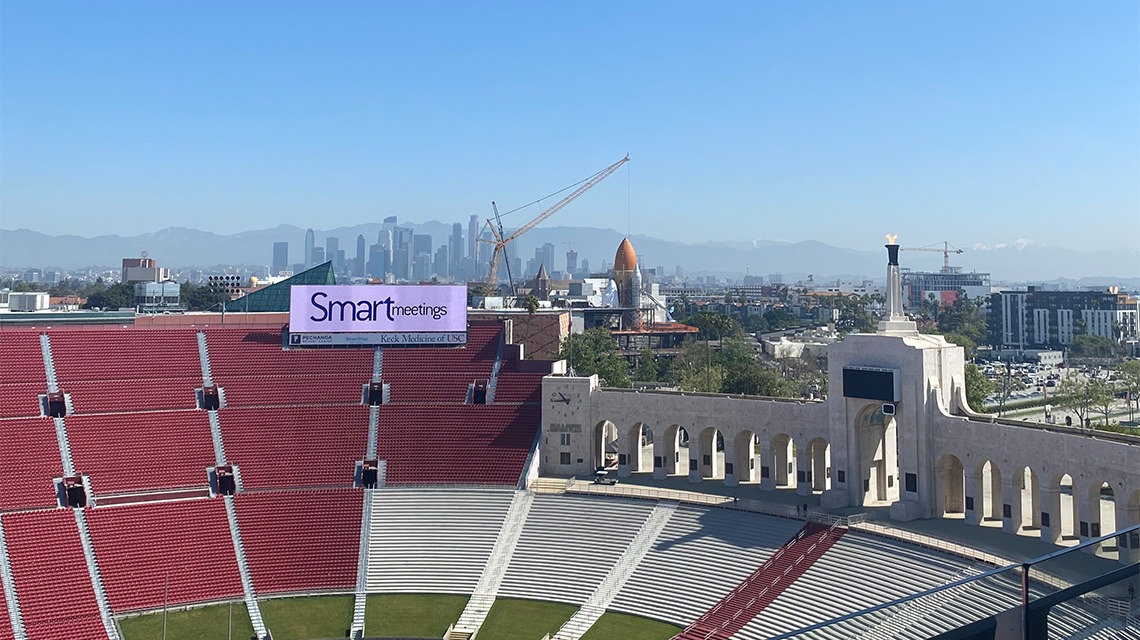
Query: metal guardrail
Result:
<box><xmin>600</xmin><ymin>386</ymin><xmax>824</xmax><ymax>405</ymax></box>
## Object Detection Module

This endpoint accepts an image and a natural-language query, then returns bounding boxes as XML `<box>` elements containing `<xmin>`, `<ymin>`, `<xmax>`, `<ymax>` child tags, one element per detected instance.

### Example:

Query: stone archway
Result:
<box><xmin>593</xmin><ymin>420</ymin><xmax>617</xmax><ymax>470</ymax></box>
<box><xmin>659</xmin><ymin>424</ymin><xmax>687</xmax><ymax>477</ymax></box>
<box><xmin>770</xmin><ymin>433</ymin><xmax>795</xmax><ymax>489</ymax></box>
<box><xmin>978</xmin><ymin>460</ymin><xmax>1003</xmax><ymax>526</ymax></box>
<box><xmin>855</xmin><ymin>403</ymin><xmax>897</xmax><ymax>506</ymax></box>
<box><xmin>624</xmin><ymin>422</ymin><xmax>653</xmax><ymax>474</ymax></box>
<box><xmin>732</xmin><ymin>430</ymin><xmax>760</xmax><ymax>485</ymax></box>
<box><xmin>807</xmin><ymin>437</ymin><xmax>830</xmax><ymax>493</ymax></box>
<box><xmin>935</xmin><ymin>454</ymin><xmax>965</xmax><ymax>517</ymax></box>
<box><xmin>697</xmin><ymin>427</ymin><xmax>724</xmax><ymax>481</ymax></box>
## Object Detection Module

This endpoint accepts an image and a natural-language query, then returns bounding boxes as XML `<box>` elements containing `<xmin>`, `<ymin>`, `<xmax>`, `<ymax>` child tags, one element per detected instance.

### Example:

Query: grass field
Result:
<box><xmin>363</xmin><ymin>593</ymin><xmax>468</xmax><ymax>637</ymax></box>
<box><xmin>261</xmin><ymin>596</ymin><xmax>353</xmax><ymax>640</ymax></box>
<box><xmin>477</xmin><ymin>598</ymin><xmax>578</xmax><ymax>640</ymax></box>
<box><xmin>118</xmin><ymin>594</ymin><xmax>674</xmax><ymax>639</ymax></box>
<box><xmin>580</xmin><ymin>611</ymin><xmax>682</xmax><ymax>640</ymax></box>
<box><xmin>118</xmin><ymin>602</ymin><xmax>255</xmax><ymax>640</ymax></box>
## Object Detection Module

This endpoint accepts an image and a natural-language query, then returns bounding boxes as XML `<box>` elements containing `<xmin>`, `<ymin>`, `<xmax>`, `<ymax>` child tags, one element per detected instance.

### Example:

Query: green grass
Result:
<box><xmin>477</xmin><ymin>598</ymin><xmax>578</xmax><ymax>640</ymax></box>
<box><xmin>260</xmin><ymin>595</ymin><xmax>353</xmax><ymax>640</ymax></box>
<box><xmin>364</xmin><ymin>593</ymin><xmax>468</xmax><ymax>637</ymax></box>
<box><xmin>118</xmin><ymin>602</ymin><xmax>255</xmax><ymax>640</ymax></box>
<box><xmin>580</xmin><ymin>611</ymin><xmax>682</xmax><ymax>640</ymax></box>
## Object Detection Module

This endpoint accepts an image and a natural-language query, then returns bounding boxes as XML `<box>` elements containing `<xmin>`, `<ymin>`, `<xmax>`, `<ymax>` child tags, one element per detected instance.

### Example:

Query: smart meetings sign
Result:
<box><xmin>287</xmin><ymin>284</ymin><xmax>467</xmax><ymax>347</ymax></box>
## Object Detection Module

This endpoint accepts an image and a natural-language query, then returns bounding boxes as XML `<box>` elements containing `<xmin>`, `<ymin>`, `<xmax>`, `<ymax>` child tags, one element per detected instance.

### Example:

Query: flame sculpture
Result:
<box><xmin>885</xmin><ymin>233</ymin><xmax>898</xmax><ymax>245</ymax></box>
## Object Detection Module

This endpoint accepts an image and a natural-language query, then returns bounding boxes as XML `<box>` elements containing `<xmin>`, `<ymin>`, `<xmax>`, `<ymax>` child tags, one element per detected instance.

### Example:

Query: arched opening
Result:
<box><xmin>593</xmin><ymin>420</ymin><xmax>617</xmax><ymax>471</ymax></box>
<box><xmin>625</xmin><ymin>422</ymin><xmax>653</xmax><ymax>474</ymax></box>
<box><xmin>733</xmin><ymin>431</ymin><xmax>760</xmax><ymax>484</ymax></box>
<box><xmin>698</xmin><ymin>427</ymin><xmax>724</xmax><ymax>480</ymax></box>
<box><xmin>855</xmin><ymin>404</ymin><xmax>897</xmax><ymax>506</ymax></box>
<box><xmin>807</xmin><ymin>437</ymin><xmax>830</xmax><ymax>493</ymax></box>
<box><xmin>935</xmin><ymin>454</ymin><xmax>965</xmax><ymax>518</ymax></box>
<box><xmin>1054</xmin><ymin>473</ymin><xmax>1079</xmax><ymax>544</ymax></box>
<box><xmin>1013</xmin><ymin>466</ymin><xmax>1041</xmax><ymax>535</ymax></box>
<box><xmin>978</xmin><ymin>460</ymin><xmax>1002</xmax><ymax>527</ymax></box>
<box><xmin>770</xmin><ymin>434</ymin><xmax>795</xmax><ymax>488</ymax></box>
<box><xmin>1129</xmin><ymin>489</ymin><xmax>1140</xmax><ymax>529</ymax></box>
<box><xmin>1089</xmin><ymin>481</ymin><xmax>1118</xmax><ymax>556</ymax></box>
<box><xmin>662</xmin><ymin>424</ymin><xmax>687</xmax><ymax>477</ymax></box>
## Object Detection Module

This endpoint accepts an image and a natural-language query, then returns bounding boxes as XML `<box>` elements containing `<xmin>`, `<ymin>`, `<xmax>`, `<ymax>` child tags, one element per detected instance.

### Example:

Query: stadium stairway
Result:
<box><xmin>350</xmin><ymin>489</ymin><xmax>374</xmax><ymax>639</ymax></box>
<box><xmin>673</xmin><ymin>522</ymin><xmax>846</xmax><ymax>640</ymax></box>
<box><xmin>550</xmin><ymin>501</ymin><xmax>678</xmax><ymax>640</ymax></box>
<box><xmin>224</xmin><ymin>496</ymin><xmax>270</xmax><ymax>640</ymax></box>
<box><xmin>448</xmin><ymin>490</ymin><xmax>535</xmax><ymax>640</ymax></box>
<box><xmin>39</xmin><ymin>334</ymin><xmax>57</xmax><ymax>393</ymax></box>
<box><xmin>0</xmin><ymin>515</ymin><xmax>27</xmax><ymax>640</ymax></box>
<box><xmin>74</xmin><ymin>510</ymin><xmax>122</xmax><ymax>640</ymax></box>
<box><xmin>197</xmin><ymin>331</ymin><xmax>213</xmax><ymax>385</ymax></box>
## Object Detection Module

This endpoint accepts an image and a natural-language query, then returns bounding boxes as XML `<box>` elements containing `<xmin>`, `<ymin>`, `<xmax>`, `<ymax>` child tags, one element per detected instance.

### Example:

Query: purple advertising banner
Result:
<box><xmin>289</xmin><ymin>285</ymin><xmax>468</xmax><ymax>333</ymax></box>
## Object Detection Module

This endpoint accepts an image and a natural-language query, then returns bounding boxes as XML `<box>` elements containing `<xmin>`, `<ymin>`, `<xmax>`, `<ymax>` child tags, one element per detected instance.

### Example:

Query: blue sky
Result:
<box><xmin>2</xmin><ymin>1</ymin><xmax>1137</xmax><ymax>253</ymax></box>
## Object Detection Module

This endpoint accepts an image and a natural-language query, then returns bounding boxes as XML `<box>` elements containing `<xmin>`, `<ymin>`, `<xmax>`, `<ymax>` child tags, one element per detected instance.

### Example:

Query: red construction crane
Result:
<box><xmin>481</xmin><ymin>155</ymin><xmax>629</xmax><ymax>294</ymax></box>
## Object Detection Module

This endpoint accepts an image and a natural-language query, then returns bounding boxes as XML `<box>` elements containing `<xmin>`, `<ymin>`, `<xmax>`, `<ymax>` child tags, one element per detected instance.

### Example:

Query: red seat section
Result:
<box><xmin>66</xmin><ymin>411</ymin><xmax>215</xmax><ymax>495</ymax></box>
<box><xmin>0</xmin><ymin>332</ymin><xmax>46</xmax><ymax>384</ymax></box>
<box><xmin>219</xmin><ymin>405</ymin><xmax>369</xmax><ymax>489</ymax></box>
<box><xmin>205</xmin><ymin>328</ymin><xmax>372</xmax><ymax>408</ymax></box>
<box><xmin>236</xmin><ymin>488</ymin><xmax>362</xmax><ymax>594</ymax></box>
<box><xmin>3</xmin><ymin>510</ymin><xmax>108</xmax><ymax>639</ymax></box>
<box><xmin>63</xmin><ymin>377</ymin><xmax>202</xmax><ymax>414</ymax></box>
<box><xmin>0</xmin><ymin>417</ymin><xmax>63</xmax><ymax>511</ymax></box>
<box><xmin>0</xmin><ymin>332</ymin><xmax>47</xmax><ymax>419</ymax></box>
<box><xmin>492</xmin><ymin>372</ymin><xmax>544</xmax><ymax>404</ymax></box>
<box><xmin>377</xmin><ymin>403</ymin><xmax>540</xmax><ymax>485</ymax></box>
<box><xmin>50</xmin><ymin>328</ymin><xmax>202</xmax><ymax>382</ymax></box>
<box><xmin>381</xmin><ymin>322</ymin><xmax>501</xmax><ymax>379</ymax></box>
<box><xmin>85</xmin><ymin>499</ymin><xmax>243</xmax><ymax>611</ymax></box>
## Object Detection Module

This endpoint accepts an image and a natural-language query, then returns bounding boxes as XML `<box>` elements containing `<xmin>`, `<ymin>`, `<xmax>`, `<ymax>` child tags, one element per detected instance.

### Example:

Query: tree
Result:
<box><xmin>83</xmin><ymin>283</ymin><xmax>134</xmax><ymax>310</ymax></box>
<box><xmin>1054</xmin><ymin>374</ymin><xmax>1109</xmax><ymax>428</ymax></box>
<box><xmin>1090</xmin><ymin>378</ymin><xmax>1115</xmax><ymax>426</ymax></box>
<box><xmin>1068</xmin><ymin>334</ymin><xmax>1118</xmax><ymax>359</ymax></box>
<box><xmin>938</xmin><ymin>293</ymin><xmax>987</xmax><ymax>346</ymax></box>
<box><xmin>558</xmin><ymin>329</ymin><xmax>630</xmax><ymax>388</ymax></box>
<box><xmin>1115</xmin><ymin>360</ymin><xmax>1140</xmax><ymax>423</ymax></box>
<box><xmin>672</xmin><ymin>340</ymin><xmax>723</xmax><ymax>393</ymax></box>
<box><xmin>963</xmin><ymin>363</ymin><xmax>993</xmax><ymax>412</ymax></box>
<box><xmin>681</xmin><ymin>312</ymin><xmax>741</xmax><ymax>340</ymax></box>
<box><xmin>520</xmin><ymin>294</ymin><xmax>539</xmax><ymax>352</ymax></box>
<box><xmin>632</xmin><ymin>349</ymin><xmax>659</xmax><ymax>383</ymax></box>
<box><xmin>994</xmin><ymin>362</ymin><xmax>1026</xmax><ymax>416</ymax></box>
<box><xmin>182</xmin><ymin>282</ymin><xmax>229</xmax><ymax>311</ymax></box>
<box><xmin>943</xmin><ymin>331</ymin><xmax>978</xmax><ymax>359</ymax></box>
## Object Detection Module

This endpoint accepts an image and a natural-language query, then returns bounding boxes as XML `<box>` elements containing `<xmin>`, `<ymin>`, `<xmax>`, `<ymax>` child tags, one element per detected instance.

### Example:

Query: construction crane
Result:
<box><xmin>481</xmin><ymin>155</ymin><xmax>629</xmax><ymax>294</ymax></box>
<box><xmin>900</xmin><ymin>241</ymin><xmax>964</xmax><ymax>272</ymax></box>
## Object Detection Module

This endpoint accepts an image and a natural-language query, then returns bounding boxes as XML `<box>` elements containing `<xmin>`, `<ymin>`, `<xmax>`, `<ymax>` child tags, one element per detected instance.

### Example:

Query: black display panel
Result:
<box><xmin>842</xmin><ymin>367</ymin><xmax>898</xmax><ymax>401</ymax></box>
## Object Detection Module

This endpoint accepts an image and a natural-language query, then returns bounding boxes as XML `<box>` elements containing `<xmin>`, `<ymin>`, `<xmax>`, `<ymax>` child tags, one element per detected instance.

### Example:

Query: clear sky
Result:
<box><xmin>2</xmin><ymin>1</ymin><xmax>1137</xmax><ymax>253</ymax></box>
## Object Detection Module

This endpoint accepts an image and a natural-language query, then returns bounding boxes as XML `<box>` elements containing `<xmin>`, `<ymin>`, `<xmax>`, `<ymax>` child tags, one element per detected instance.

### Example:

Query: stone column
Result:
<box><xmin>723</xmin><ymin>437</ymin><xmax>738</xmax><ymax>487</ymax></box>
<box><xmin>796</xmin><ymin>449</ymin><xmax>812</xmax><ymax>496</ymax></box>
<box><xmin>652</xmin><ymin>437</ymin><xmax>666</xmax><ymax>480</ymax></box>
<box><xmin>964</xmin><ymin>468</ymin><xmax>982</xmax><ymax>526</ymax></box>
<box><xmin>1078</xmin><ymin>483</ymin><xmax>1101</xmax><ymax>554</ymax></box>
<box><xmin>1039</xmin><ymin>484</ymin><xmax>1062</xmax><ymax>545</ymax></box>
<box><xmin>1002</xmin><ymin>473</ymin><xmax>1022</xmax><ymax>535</ymax></box>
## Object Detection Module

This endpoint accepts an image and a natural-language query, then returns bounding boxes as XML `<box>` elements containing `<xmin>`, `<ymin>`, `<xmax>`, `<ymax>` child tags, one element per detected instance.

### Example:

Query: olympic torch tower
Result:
<box><xmin>878</xmin><ymin>234</ymin><xmax>918</xmax><ymax>335</ymax></box>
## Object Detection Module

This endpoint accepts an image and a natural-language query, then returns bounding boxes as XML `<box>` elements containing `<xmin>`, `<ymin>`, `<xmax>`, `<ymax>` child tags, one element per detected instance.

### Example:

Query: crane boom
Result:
<box><xmin>900</xmin><ymin>241</ymin><xmax>963</xmax><ymax>271</ymax></box>
<box><xmin>483</xmin><ymin>155</ymin><xmax>629</xmax><ymax>293</ymax></box>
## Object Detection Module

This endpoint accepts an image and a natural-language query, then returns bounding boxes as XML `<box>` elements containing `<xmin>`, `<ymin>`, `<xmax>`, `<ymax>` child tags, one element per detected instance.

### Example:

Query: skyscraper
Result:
<box><xmin>434</xmin><ymin>245</ymin><xmax>449</xmax><ymax>279</ymax></box>
<box><xmin>356</xmin><ymin>235</ymin><xmax>366</xmax><ymax>277</ymax></box>
<box><xmin>566</xmin><ymin>248</ymin><xmax>578</xmax><ymax>274</ymax></box>
<box><xmin>304</xmin><ymin>228</ymin><xmax>315</xmax><ymax>267</ymax></box>
<box><xmin>449</xmin><ymin>222</ymin><xmax>464</xmax><ymax>275</ymax></box>
<box><xmin>272</xmin><ymin>242</ymin><xmax>289</xmax><ymax>276</ymax></box>
<box><xmin>468</xmin><ymin>215</ymin><xmax>479</xmax><ymax>268</ymax></box>
<box><xmin>326</xmin><ymin>237</ymin><xmax>340</xmax><ymax>270</ymax></box>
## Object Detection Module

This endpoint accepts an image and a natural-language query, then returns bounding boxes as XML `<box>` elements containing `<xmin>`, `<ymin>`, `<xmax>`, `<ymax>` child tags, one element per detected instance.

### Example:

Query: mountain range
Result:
<box><xmin>1</xmin><ymin>224</ymin><xmax>1136</xmax><ymax>285</ymax></box>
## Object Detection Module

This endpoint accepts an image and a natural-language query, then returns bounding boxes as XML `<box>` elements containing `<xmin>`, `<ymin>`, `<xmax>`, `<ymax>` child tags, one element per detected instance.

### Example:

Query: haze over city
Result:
<box><xmin>2</xmin><ymin>1</ymin><xmax>1138</xmax><ymax>257</ymax></box>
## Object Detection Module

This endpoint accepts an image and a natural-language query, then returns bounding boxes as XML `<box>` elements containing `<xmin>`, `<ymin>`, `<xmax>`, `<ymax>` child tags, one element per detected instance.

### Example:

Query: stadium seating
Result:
<box><xmin>62</xmin><ymin>377</ymin><xmax>202</xmax><ymax>414</ymax></box>
<box><xmin>85</xmin><ymin>498</ymin><xmax>243</xmax><ymax>611</ymax></box>
<box><xmin>236</xmin><ymin>488</ymin><xmax>362</xmax><ymax>594</ymax></box>
<box><xmin>217</xmin><ymin>374</ymin><xmax>364</xmax><ymax>407</ymax></box>
<box><xmin>0</xmin><ymin>382</ymin><xmax>44</xmax><ymax>419</ymax></box>
<box><xmin>733</xmin><ymin>532</ymin><xmax>973</xmax><ymax>639</ymax></box>
<box><xmin>376</xmin><ymin>404</ymin><xmax>540</xmax><ymax>485</ymax></box>
<box><xmin>49</xmin><ymin>328</ymin><xmax>202</xmax><ymax>382</ymax></box>
<box><xmin>497</xmin><ymin>495</ymin><xmax>656</xmax><ymax>605</ymax></box>
<box><xmin>0</xmin><ymin>332</ymin><xmax>46</xmax><ymax>385</ymax></box>
<box><xmin>205</xmin><ymin>328</ymin><xmax>373</xmax><ymax>379</ymax></box>
<box><xmin>677</xmin><ymin>523</ymin><xmax>845</xmax><ymax>640</ymax></box>
<box><xmin>380</xmin><ymin>323</ymin><xmax>502</xmax><ymax>377</ymax></box>
<box><xmin>491</xmin><ymin>372</ymin><xmax>544</xmax><ymax>404</ymax></box>
<box><xmin>65</xmin><ymin>410</ymin><xmax>215</xmax><ymax>495</ymax></box>
<box><xmin>366</xmin><ymin>487</ymin><xmax>514</xmax><ymax>594</ymax></box>
<box><xmin>0</xmin><ymin>417</ymin><xmax>63</xmax><ymax>511</ymax></box>
<box><xmin>609</xmin><ymin>505</ymin><xmax>802</xmax><ymax>626</ymax></box>
<box><xmin>2</xmin><ymin>510</ymin><xmax>108</xmax><ymax>639</ymax></box>
<box><xmin>218</xmin><ymin>405</ymin><xmax>369</xmax><ymax>489</ymax></box>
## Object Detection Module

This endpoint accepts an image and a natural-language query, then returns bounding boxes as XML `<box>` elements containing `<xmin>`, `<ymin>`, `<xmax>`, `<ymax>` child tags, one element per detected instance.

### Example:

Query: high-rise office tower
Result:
<box><xmin>326</xmin><ymin>237</ymin><xmax>340</xmax><ymax>269</ymax></box>
<box><xmin>312</xmin><ymin>246</ymin><xmax>326</xmax><ymax>265</ymax></box>
<box><xmin>272</xmin><ymin>242</ymin><xmax>289</xmax><ymax>276</ymax></box>
<box><xmin>566</xmin><ymin>248</ymin><xmax>578</xmax><ymax>274</ymax></box>
<box><xmin>356</xmin><ymin>235</ymin><xmax>366</xmax><ymax>277</ymax></box>
<box><xmin>304</xmin><ymin>229</ymin><xmax>315</xmax><ymax>267</ymax></box>
<box><xmin>412</xmin><ymin>234</ymin><xmax>432</xmax><ymax>260</ymax></box>
<box><xmin>468</xmin><ymin>215</ymin><xmax>479</xmax><ymax>267</ymax></box>
<box><xmin>434</xmin><ymin>246</ymin><xmax>449</xmax><ymax>279</ymax></box>
<box><xmin>449</xmin><ymin>222</ymin><xmax>464</xmax><ymax>275</ymax></box>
